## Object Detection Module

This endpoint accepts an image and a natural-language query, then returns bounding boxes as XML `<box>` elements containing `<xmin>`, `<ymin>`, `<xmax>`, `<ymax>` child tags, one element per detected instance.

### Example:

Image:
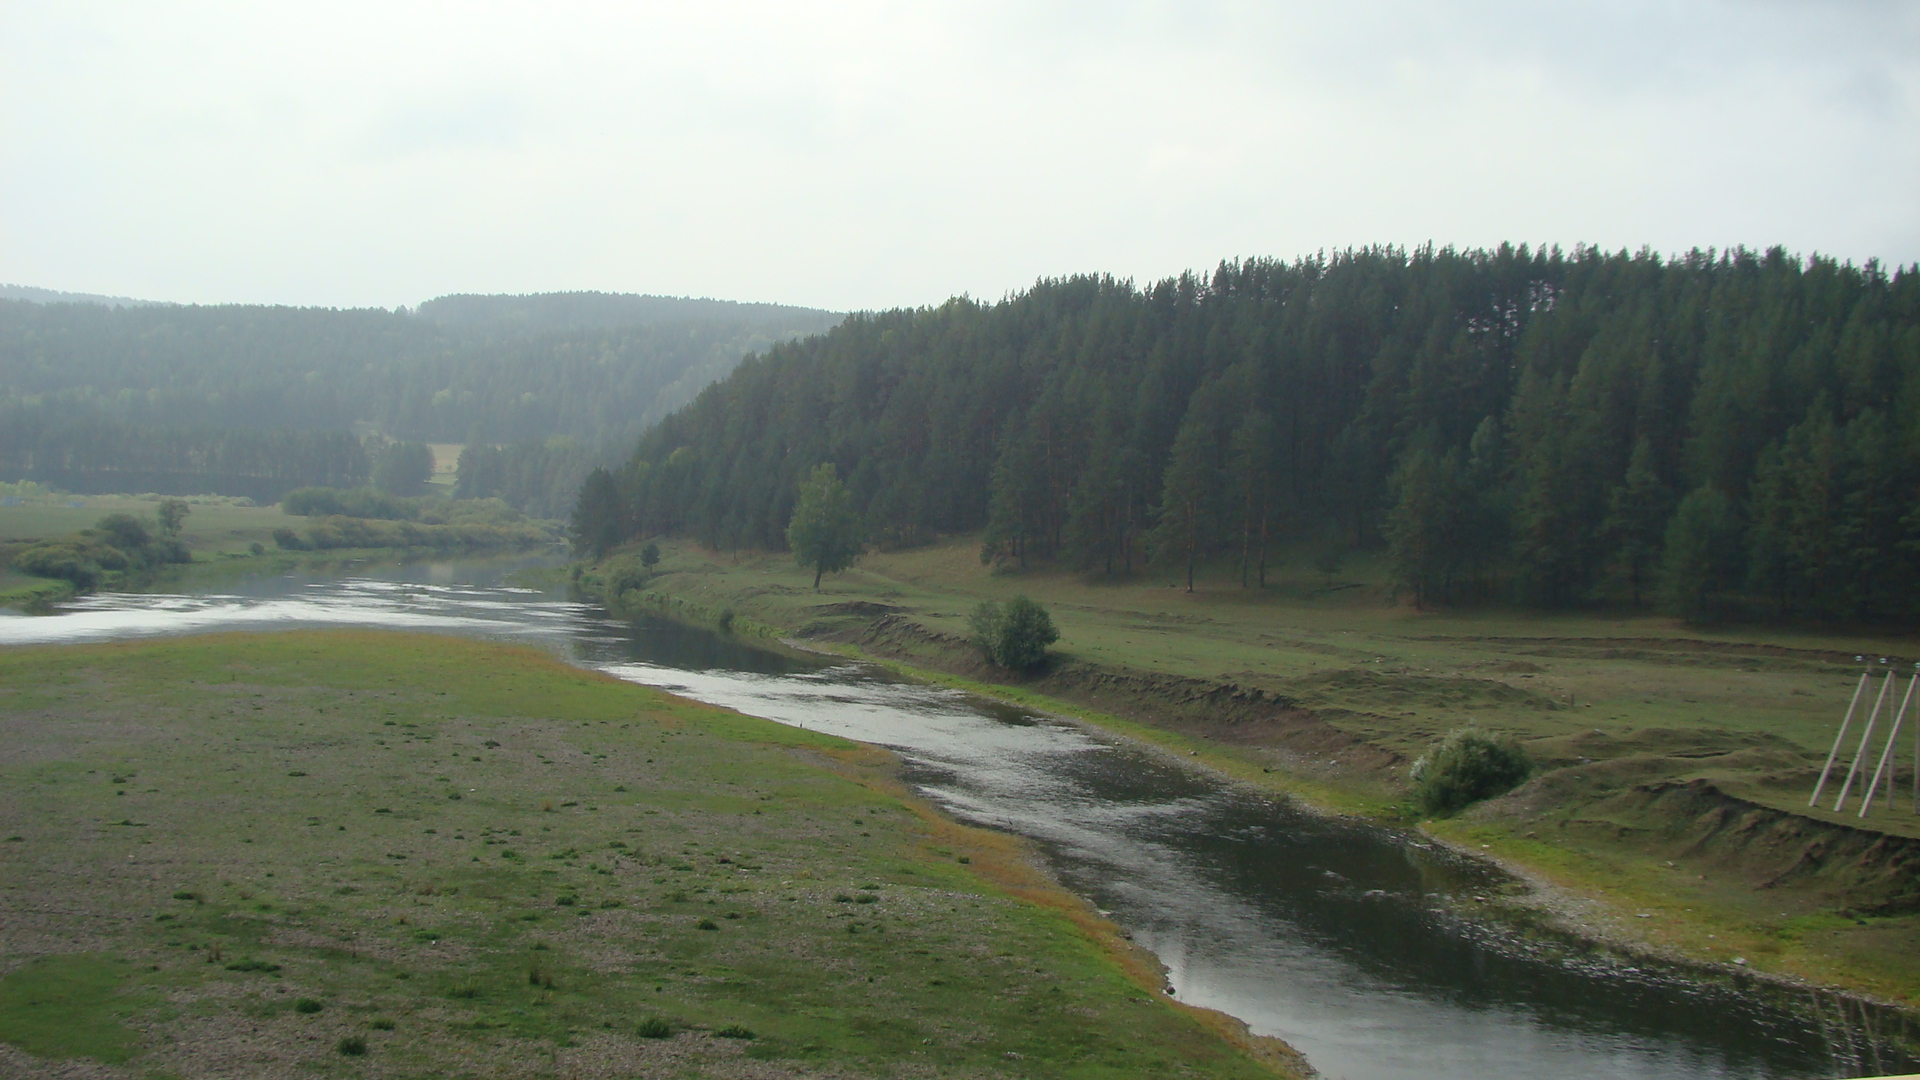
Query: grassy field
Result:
<box><xmin>600</xmin><ymin>536</ymin><xmax>1920</xmax><ymax>1008</ymax></box>
<box><xmin>0</xmin><ymin>630</ymin><xmax>1288</xmax><ymax>1080</ymax></box>
<box><xmin>0</xmin><ymin>493</ymin><xmax>301</xmax><ymax>558</ymax></box>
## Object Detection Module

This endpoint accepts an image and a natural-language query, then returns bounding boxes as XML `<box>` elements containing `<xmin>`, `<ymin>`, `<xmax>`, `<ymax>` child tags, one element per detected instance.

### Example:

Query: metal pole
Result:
<box><xmin>1834</xmin><ymin>673</ymin><xmax>1893</xmax><ymax>813</ymax></box>
<box><xmin>1812</xmin><ymin>672</ymin><xmax>1869</xmax><ymax>806</ymax></box>
<box><xmin>1859</xmin><ymin>674</ymin><xmax>1914</xmax><ymax>817</ymax></box>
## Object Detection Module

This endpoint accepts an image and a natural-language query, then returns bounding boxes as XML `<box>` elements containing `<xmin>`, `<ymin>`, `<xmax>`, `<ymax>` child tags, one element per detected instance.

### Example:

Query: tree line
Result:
<box><xmin>0</xmin><ymin>409</ymin><xmax>369</xmax><ymax>501</ymax></box>
<box><xmin>575</xmin><ymin>245</ymin><xmax>1920</xmax><ymax>622</ymax></box>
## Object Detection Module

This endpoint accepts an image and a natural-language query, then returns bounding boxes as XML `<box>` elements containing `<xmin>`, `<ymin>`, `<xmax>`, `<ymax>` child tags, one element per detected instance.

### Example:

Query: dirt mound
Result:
<box><xmin>813</xmin><ymin>600</ymin><xmax>908</xmax><ymax>618</ymax></box>
<box><xmin>1493</xmin><ymin>772</ymin><xmax>1920</xmax><ymax>914</ymax></box>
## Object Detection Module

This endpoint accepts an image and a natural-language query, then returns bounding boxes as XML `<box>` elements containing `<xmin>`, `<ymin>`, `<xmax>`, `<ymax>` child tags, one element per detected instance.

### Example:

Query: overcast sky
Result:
<box><xmin>2</xmin><ymin>1</ymin><xmax>1914</xmax><ymax>312</ymax></box>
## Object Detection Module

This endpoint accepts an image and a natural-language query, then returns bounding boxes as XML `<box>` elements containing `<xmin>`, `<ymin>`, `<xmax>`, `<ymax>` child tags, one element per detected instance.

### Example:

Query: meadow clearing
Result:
<box><xmin>0</xmin><ymin>630</ymin><xmax>1286</xmax><ymax>1079</ymax></box>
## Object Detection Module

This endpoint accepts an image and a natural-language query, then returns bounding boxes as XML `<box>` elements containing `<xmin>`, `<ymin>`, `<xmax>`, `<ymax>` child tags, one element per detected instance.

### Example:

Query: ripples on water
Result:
<box><xmin>3</xmin><ymin>560</ymin><xmax>1916</xmax><ymax>1080</ymax></box>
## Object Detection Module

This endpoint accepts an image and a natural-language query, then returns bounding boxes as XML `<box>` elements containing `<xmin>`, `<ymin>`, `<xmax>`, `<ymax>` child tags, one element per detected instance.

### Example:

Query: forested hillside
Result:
<box><xmin>0</xmin><ymin>293</ymin><xmax>838</xmax><ymax>504</ymax></box>
<box><xmin>584</xmin><ymin>245</ymin><xmax>1920</xmax><ymax>622</ymax></box>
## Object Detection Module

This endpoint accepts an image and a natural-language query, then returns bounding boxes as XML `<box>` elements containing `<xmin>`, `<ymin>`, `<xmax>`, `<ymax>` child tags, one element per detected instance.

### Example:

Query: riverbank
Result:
<box><xmin>584</xmin><ymin>536</ymin><xmax>1920</xmax><ymax>1012</ymax></box>
<box><xmin>0</xmin><ymin>630</ymin><xmax>1290</xmax><ymax>1079</ymax></box>
<box><xmin>2</xmin><ymin>493</ymin><xmax>564</xmax><ymax>609</ymax></box>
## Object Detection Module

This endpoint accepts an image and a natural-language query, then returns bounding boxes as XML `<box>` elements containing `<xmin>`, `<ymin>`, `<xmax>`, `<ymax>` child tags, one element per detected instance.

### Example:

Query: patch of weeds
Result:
<box><xmin>697</xmin><ymin>919</ymin><xmax>719</xmax><ymax>931</ymax></box>
<box><xmin>715</xmin><ymin>1024</ymin><xmax>755</xmax><ymax>1039</ymax></box>
<box><xmin>337</xmin><ymin>1035</ymin><xmax>367</xmax><ymax>1056</ymax></box>
<box><xmin>293</xmin><ymin>997</ymin><xmax>323</xmax><ymax>1014</ymax></box>
<box><xmin>224</xmin><ymin>960</ymin><xmax>281</xmax><ymax>973</ymax></box>
<box><xmin>370</xmin><ymin>1017</ymin><xmax>395</xmax><ymax>1031</ymax></box>
<box><xmin>448</xmin><ymin>979</ymin><xmax>482</xmax><ymax>1000</ymax></box>
<box><xmin>833</xmin><ymin>894</ymin><xmax>854</xmax><ymax>903</ymax></box>
<box><xmin>287</xmin><ymin>770</ymin><xmax>307</xmax><ymax>777</ymax></box>
<box><xmin>637</xmin><ymin>1017</ymin><xmax>674</xmax><ymax>1039</ymax></box>
<box><xmin>171</xmin><ymin>890</ymin><xmax>200</xmax><ymax>902</ymax></box>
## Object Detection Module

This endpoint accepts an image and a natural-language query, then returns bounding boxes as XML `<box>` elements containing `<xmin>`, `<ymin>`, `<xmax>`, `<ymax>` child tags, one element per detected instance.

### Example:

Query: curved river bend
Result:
<box><xmin>2</xmin><ymin>559</ymin><xmax>1915</xmax><ymax>1080</ymax></box>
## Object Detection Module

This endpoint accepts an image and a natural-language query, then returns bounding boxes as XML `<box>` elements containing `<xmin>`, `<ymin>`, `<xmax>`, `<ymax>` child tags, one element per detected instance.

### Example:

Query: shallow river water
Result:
<box><xmin>2</xmin><ymin>557</ymin><xmax>1915</xmax><ymax>1080</ymax></box>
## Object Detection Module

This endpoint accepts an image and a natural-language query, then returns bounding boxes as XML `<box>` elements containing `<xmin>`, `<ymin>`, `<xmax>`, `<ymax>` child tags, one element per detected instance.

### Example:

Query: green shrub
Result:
<box><xmin>967</xmin><ymin>595</ymin><xmax>1059</xmax><ymax>673</ymax></box>
<box><xmin>336</xmin><ymin>1036</ymin><xmax>367</xmax><ymax>1056</ymax></box>
<box><xmin>293</xmin><ymin>997</ymin><xmax>323</xmax><ymax>1014</ymax></box>
<box><xmin>13</xmin><ymin>540</ymin><xmax>104</xmax><ymax>588</ymax></box>
<box><xmin>1409</xmin><ymin>728</ymin><xmax>1533</xmax><ymax>816</ymax></box>
<box><xmin>714</xmin><ymin>1024</ymin><xmax>755</xmax><ymax>1039</ymax></box>
<box><xmin>636</xmin><ymin>1017</ymin><xmax>674</xmax><ymax>1039</ymax></box>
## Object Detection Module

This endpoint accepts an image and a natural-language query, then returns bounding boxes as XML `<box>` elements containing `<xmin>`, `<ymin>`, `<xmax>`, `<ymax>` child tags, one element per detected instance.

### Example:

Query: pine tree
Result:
<box><xmin>1150</xmin><ymin>409</ymin><xmax>1224</xmax><ymax>592</ymax></box>
<box><xmin>1659</xmin><ymin>485</ymin><xmax>1740</xmax><ymax>621</ymax></box>
<box><xmin>1229</xmin><ymin>411</ymin><xmax>1279</xmax><ymax>588</ymax></box>
<box><xmin>1600</xmin><ymin>436</ymin><xmax>1669</xmax><ymax>607</ymax></box>
<box><xmin>569</xmin><ymin>467</ymin><xmax>626</xmax><ymax>559</ymax></box>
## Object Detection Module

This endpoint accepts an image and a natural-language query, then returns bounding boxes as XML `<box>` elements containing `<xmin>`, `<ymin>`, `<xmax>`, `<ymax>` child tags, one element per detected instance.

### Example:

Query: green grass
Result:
<box><xmin>0</xmin><ymin>630</ymin><xmax>1284</xmax><ymax>1078</ymax></box>
<box><xmin>609</xmin><ymin>534</ymin><xmax>1920</xmax><ymax>1006</ymax></box>
<box><xmin>0</xmin><ymin>956</ymin><xmax>142</xmax><ymax>1063</ymax></box>
<box><xmin>0</xmin><ymin>494</ymin><xmax>299</xmax><ymax>557</ymax></box>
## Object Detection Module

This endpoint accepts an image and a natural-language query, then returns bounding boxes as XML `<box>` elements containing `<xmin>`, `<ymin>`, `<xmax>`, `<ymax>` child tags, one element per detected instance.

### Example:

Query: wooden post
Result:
<box><xmin>1833</xmin><ymin>673</ymin><xmax>1893</xmax><ymax>813</ymax></box>
<box><xmin>1859</xmin><ymin>674</ymin><xmax>1915</xmax><ymax>817</ymax></box>
<box><xmin>1811</xmin><ymin>672</ymin><xmax>1869</xmax><ymax>807</ymax></box>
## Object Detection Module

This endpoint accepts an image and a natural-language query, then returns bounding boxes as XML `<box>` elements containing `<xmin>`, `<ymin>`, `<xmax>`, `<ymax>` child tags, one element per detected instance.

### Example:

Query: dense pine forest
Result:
<box><xmin>581</xmin><ymin>245</ymin><xmax>1920</xmax><ymax>622</ymax></box>
<box><xmin>0</xmin><ymin>293</ymin><xmax>838</xmax><ymax>504</ymax></box>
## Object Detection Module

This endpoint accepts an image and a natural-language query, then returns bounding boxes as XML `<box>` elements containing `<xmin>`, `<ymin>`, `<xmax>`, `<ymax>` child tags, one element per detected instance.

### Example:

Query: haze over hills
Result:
<box><xmin>414</xmin><ymin>291</ymin><xmax>840</xmax><ymax>334</ymax></box>
<box><xmin>0</xmin><ymin>288</ymin><xmax>842</xmax><ymax>510</ymax></box>
<box><xmin>0</xmin><ymin>283</ymin><xmax>167</xmax><ymax>308</ymax></box>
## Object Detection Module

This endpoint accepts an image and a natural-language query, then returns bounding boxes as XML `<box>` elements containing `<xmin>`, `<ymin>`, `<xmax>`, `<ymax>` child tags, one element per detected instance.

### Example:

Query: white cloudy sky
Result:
<box><xmin>2</xmin><ymin>1</ymin><xmax>1914</xmax><ymax>311</ymax></box>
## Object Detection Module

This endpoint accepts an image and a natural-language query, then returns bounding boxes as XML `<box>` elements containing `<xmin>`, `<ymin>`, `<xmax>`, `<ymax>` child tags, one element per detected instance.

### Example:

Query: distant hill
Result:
<box><xmin>415</xmin><ymin>291</ymin><xmax>838</xmax><ymax>335</ymax></box>
<box><xmin>0</xmin><ymin>283</ymin><xmax>166</xmax><ymax>308</ymax></box>
<box><xmin>0</xmin><ymin>290</ymin><xmax>848</xmax><ymax>511</ymax></box>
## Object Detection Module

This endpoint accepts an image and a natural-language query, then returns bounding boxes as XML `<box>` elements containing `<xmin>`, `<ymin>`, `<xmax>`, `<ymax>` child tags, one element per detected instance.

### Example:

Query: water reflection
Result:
<box><xmin>2</xmin><ymin>561</ymin><xmax>1915</xmax><ymax>1080</ymax></box>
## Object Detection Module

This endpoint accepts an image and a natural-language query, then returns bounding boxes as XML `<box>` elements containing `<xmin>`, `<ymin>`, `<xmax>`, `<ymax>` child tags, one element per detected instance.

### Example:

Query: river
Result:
<box><xmin>2</xmin><ymin>556</ymin><xmax>1915</xmax><ymax>1080</ymax></box>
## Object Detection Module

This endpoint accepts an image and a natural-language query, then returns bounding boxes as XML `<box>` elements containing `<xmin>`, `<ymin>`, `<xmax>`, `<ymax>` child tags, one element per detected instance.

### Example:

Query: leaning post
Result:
<box><xmin>1811</xmin><ymin>672</ymin><xmax>1869</xmax><ymax>807</ymax></box>
<box><xmin>1858</xmin><ymin>674</ymin><xmax>1915</xmax><ymax>817</ymax></box>
<box><xmin>1833</xmin><ymin>673</ymin><xmax>1893</xmax><ymax>813</ymax></box>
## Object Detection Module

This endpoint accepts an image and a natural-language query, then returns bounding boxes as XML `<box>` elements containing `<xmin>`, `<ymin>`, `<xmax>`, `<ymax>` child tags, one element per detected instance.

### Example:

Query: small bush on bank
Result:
<box><xmin>1409</xmin><ymin>728</ymin><xmax>1533</xmax><ymax>816</ymax></box>
<box><xmin>12</xmin><ymin>511</ymin><xmax>192</xmax><ymax>589</ymax></box>
<box><xmin>968</xmin><ymin>595</ymin><xmax>1059</xmax><ymax>673</ymax></box>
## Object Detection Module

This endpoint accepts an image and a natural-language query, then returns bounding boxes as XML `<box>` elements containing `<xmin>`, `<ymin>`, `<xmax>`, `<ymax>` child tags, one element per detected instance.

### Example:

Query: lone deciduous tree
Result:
<box><xmin>968</xmin><ymin>595</ymin><xmax>1059</xmax><ymax>673</ymax></box>
<box><xmin>157</xmin><ymin>499</ymin><xmax>190</xmax><ymax>538</ymax></box>
<box><xmin>786</xmin><ymin>463</ymin><xmax>862</xmax><ymax>590</ymax></box>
